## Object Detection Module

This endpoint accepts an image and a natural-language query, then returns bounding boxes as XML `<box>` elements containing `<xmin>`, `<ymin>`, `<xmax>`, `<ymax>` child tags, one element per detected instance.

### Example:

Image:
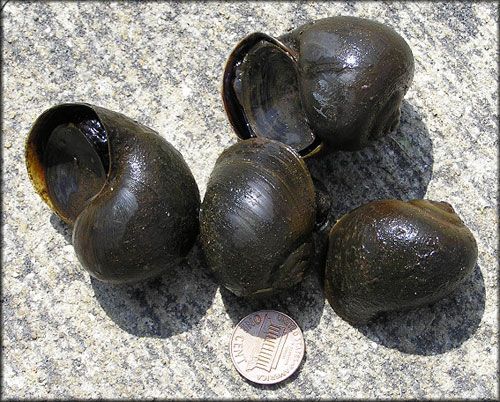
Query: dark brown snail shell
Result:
<box><xmin>223</xmin><ymin>16</ymin><xmax>414</xmax><ymax>157</ymax></box>
<box><xmin>200</xmin><ymin>138</ymin><xmax>316</xmax><ymax>297</ymax></box>
<box><xmin>26</xmin><ymin>103</ymin><xmax>200</xmax><ymax>283</ymax></box>
<box><xmin>324</xmin><ymin>199</ymin><xmax>478</xmax><ymax>324</ymax></box>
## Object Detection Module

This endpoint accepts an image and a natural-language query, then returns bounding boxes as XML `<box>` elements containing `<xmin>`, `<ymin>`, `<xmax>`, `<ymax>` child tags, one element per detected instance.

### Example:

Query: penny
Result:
<box><xmin>230</xmin><ymin>310</ymin><xmax>305</xmax><ymax>385</ymax></box>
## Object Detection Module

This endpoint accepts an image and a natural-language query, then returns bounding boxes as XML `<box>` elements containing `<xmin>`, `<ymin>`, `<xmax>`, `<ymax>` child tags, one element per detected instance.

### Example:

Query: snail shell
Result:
<box><xmin>200</xmin><ymin>138</ymin><xmax>316</xmax><ymax>297</ymax></box>
<box><xmin>26</xmin><ymin>103</ymin><xmax>200</xmax><ymax>283</ymax></box>
<box><xmin>324</xmin><ymin>199</ymin><xmax>478</xmax><ymax>324</ymax></box>
<box><xmin>223</xmin><ymin>16</ymin><xmax>414</xmax><ymax>157</ymax></box>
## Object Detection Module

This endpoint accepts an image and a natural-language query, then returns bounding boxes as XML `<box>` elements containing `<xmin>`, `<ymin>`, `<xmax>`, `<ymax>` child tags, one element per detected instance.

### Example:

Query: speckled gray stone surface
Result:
<box><xmin>2</xmin><ymin>1</ymin><xmax>498</xmax><ymax>399</ymax></box>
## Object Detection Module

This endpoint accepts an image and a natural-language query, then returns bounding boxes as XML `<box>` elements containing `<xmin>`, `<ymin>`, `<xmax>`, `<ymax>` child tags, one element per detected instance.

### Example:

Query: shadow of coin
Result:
<box><xmin>354</xmin><ymin>264</ymin><xmax>485</xmax><ymax>355</ymax></box>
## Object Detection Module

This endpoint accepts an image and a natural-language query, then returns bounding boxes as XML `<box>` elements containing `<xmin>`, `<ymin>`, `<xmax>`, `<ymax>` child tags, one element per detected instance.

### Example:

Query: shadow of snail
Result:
<box><xmin>90</xmin><ymin>243</ymin><xmax>218</xmax><ymax>338</ymax></box>
<box><xmin>356</xmin><ymin>264</ymin><xmax>485</xmax><ymax>355</ymax></box>
<box><xmin>50</xmin><ymin>213</ymin><xmax>218</xmax><ymax>338</ymax></box>
<box><xmin>307</xmin><ymin>100</ymin><xmax>435</xmax><ymax>283</ymax></box>
<box><xmin>220</xmin><ymin>269</ymin><xmax>325</xmax><ymax>335</ymax></box>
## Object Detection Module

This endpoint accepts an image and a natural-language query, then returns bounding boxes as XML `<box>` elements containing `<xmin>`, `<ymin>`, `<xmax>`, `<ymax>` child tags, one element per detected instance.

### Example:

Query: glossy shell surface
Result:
<box><xmin>324</xmin><ymin>199</ymin><xmax>478</xmax><ymax>324</ymax></box>
<box><xmin>223</xmin><ymin>16</ymin><xmax>414</xmax><ymax>156</ymax></box>
<box><xmin>26</xmin><ymin>103</ymin><xmax>200</xmax><ymax>283</ymax></box>
<box><xmin>200</xmin><ymin>138</ymin><xmax>316</xmax><ymax>297</ymax></box>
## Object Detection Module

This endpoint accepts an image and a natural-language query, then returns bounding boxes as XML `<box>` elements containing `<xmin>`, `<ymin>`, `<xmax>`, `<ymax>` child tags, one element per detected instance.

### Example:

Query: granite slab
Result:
<box><xmin>2</xmin><ymin>1</ymin><xmax>498</xmax><ymax>399</ymax></box>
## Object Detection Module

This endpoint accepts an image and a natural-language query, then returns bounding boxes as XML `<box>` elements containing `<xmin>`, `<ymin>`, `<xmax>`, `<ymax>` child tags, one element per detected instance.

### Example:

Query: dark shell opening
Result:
<box><xmin>26</xmin><ymin>104</ymin><xmax>110</xmax><ymax>224</ymax></box>
<box><xmin>223</xmin><ymin>33</ymin><xmax>322</xmax><ymax>158</ymax></box>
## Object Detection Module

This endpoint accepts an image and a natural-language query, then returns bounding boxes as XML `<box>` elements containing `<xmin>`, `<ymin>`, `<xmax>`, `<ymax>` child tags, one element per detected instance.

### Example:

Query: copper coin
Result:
<box><xmin>230</xmin><ymin>310</ymin><xmax>305</xmax><ymax>385</ymax></box>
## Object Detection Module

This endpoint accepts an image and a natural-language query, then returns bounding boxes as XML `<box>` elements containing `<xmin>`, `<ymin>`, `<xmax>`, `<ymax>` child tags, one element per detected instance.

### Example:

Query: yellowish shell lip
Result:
<box><xmin>25</xmin><ymin>107</ymin><xmax>67</xmax><ymax>224</ymax></box>
<box><xmin>24</xmin><ymin>102</ymin><xmax>99</xmax><ymax>225</ymax></box>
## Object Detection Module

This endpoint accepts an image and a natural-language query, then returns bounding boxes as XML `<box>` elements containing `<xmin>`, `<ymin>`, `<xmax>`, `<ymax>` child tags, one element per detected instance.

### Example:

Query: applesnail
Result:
<box><xmin>24</xmin><ymin>16</ymin><xmax>480</xmax><ymax>333</ymax></box>
<box><xmin>26</xmin><ymin>103</ymin><xmax>200</xmax><ymax>283</ymax></box>
<box><xmin>222</xmin><ymin>16</ymin><xmax>414</xmax><ymax>156</ymax></box>
<box><xmin>200</xmin><ymin>138</ymin><xmax>316</xmax><ymax>297</ymax></box>
<box><xmin>324</xmin><ymin>199</ymin><xmax>478</xmax><ymax>324</ymax></box>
